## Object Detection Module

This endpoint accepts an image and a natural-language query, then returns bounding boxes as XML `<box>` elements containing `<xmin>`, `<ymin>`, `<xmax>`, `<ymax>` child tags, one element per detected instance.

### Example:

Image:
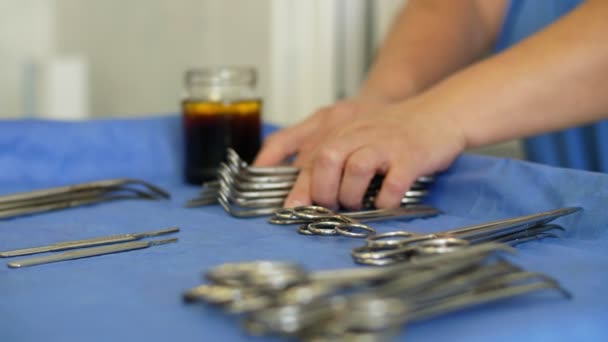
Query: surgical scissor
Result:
<box><xmin>350</xmin><ymin>207</ymin><xmax>581</xmax><ymax>265</ymax></box>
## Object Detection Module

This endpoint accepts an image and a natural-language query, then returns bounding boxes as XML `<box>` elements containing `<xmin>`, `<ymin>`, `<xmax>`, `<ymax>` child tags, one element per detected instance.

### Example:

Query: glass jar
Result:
<box><xmin>182</xmin><ymin>66</ymin><xmax>262</xmax><ymax>184</ymax></box>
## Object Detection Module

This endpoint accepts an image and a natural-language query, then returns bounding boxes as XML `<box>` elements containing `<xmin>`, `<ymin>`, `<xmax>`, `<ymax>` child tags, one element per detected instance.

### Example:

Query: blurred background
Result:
<box><xmin>0</xmin><ymin>0</ymin><xmax>521</xmax><ymax>157</ymax></box>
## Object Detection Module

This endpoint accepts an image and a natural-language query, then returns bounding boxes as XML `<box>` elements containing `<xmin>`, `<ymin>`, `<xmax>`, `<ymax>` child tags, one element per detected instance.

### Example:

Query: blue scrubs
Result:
<box><xmin>494</xmin><ymin>0</ymin><xmax>608</xmax><ymax>172</ymax></box>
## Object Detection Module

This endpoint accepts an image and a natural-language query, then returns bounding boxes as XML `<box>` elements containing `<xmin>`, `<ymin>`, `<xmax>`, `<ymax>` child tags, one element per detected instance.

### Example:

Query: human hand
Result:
<box><xmin>253</xmin><ymin>97</ymin><xmax>391</xmax><ymax>168</ymax></box>
<box><xmin>283</xmin><ymin>99</ymin><xmax>467</xmax><ymax>210</ymax></box>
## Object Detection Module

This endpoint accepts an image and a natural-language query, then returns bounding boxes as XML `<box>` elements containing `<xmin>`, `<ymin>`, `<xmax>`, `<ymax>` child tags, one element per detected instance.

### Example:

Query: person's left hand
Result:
<box><xmin>283</xmin><ymin>99</ymin><xmax>467</xmax><ymax>210</ymax></box>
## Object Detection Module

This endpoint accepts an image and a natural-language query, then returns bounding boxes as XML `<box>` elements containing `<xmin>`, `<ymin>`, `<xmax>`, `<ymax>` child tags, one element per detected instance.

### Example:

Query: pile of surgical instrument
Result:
<box><xmin>183</xmin><ymin>243</ymin><xmax>571</xmax><ymax>341</ymax></box>
<box><xmin>1</xmin><ymin>227</ymin><xmax>179</xmax><ymax>268</ymax></box>
<box><xmin>185</xmin><ymin>148</ymin><xmax>434</xmax><ymax>217</ymax></box>
<box><xmin>350</xmin><ymin>207</ymin><xmax>580</xmax><ymax>266</ymax></box>
<box><xmin>0</xmin><ymin>178</ymin><xmax>170</xmax><ymax>220</ymax></box>
<box><xmin>269</xmin><ymin>205</ymin><xmax>441</xmax><ymax>236</ymax></box>
<box><xmin>268</xmin><ymin>206</ymin><xmax>579</xmax><ymax>257</ymax></box>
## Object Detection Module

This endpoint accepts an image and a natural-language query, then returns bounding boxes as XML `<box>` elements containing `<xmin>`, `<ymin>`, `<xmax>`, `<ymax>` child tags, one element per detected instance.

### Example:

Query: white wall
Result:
<box><xmin>0</xmin><ymin>0</ymin><xmax>525</xmax><ymax>159</ymax></box>
<box><xmin>0</xmin><ymin>0</ymin><xmax>55</xmax><ymax>118</ymax></box>
<box><xmin>53</xmin><ymin>0</ymin><xmax>271</xmax><ymax>118</ymax></box>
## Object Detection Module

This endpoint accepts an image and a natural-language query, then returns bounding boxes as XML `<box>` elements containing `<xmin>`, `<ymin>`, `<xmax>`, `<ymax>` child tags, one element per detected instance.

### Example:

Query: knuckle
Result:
<box><xmin>345</xmin><ymin>158</ymin><xmax>374</xmax><ymax>178</ymax></box>
<box><xmin>316</xmin><ymin>147</ymin><xmax>342</xmax><ymax>168</ymax></box>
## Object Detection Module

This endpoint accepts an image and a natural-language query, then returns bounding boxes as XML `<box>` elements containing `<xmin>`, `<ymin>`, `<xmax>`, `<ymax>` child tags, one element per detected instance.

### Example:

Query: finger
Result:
<box><xmin>284</xmin><ymin>167</ymin><xmax>313</xmax><ymax>208</ymax></box>
<box><xmin>253</xmin><ymin>116</ymin><xmax>322</xmax><ymax>166</ymax></box>
<box><xmin>292</xmin><ymin>129</ymin><xmax>333</xmax><ymax>168</ymax></box>
<box><xmin>310</xmin><ymin>135</ymin><xmax>369</xmax><ymax>209</ymax></box>
<box><xmin>253</xmin><ymin>130</ymin><xmax>304</xmax><ymax>166</ymax></box>
<box><xmin>375</xmin><ymin>159</ymin><xmax>417</xmax><ymax>209</ymax></box>
<box><xmin>339</xmin><ymin>146</ymin><xmax>387</xmax><ymax>210</ymax></box>
<box><xmin>292</xmin><ymin>103</ymin><xmax>360</xmax><ymax>168</ymax></box>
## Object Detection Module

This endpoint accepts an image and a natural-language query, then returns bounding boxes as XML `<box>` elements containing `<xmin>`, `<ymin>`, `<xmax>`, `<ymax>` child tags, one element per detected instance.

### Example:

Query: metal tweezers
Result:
<box><xmin>0</xmin><ymin>178</ymin><xmax>170</xmax><ymax>220</ymax></box>
<box><xmin>1</xmin><ymin>227</ymin><xmax>179</xmax><ymax>268</ymax></box>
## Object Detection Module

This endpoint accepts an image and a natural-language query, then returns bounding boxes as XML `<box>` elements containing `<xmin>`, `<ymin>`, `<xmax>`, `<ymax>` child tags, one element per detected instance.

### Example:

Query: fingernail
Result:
<box><xmin>285</xmin><ymin>199</ymin><xmax>304</xmax><ymax>208</ymax></box>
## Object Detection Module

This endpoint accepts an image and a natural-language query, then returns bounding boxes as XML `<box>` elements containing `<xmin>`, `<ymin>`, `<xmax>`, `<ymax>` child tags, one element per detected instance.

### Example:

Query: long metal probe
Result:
<box><xmin>0</xmin><ymin>227</ymin><xmax>180</xmax><ymax>257</ymax></box>
<box><xmin>7</xmin><ymin>237</ymin><xmax>178</xmax><ymax>268</ymax></box>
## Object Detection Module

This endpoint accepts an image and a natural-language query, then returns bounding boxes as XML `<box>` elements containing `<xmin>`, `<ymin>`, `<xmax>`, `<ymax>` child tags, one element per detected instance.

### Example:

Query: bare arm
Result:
<box><xmin>360</xmin><ymin>0</ymin><xmax>507</xmax><ymax>101</ymax></box>
<box><xmin>285</xmin><ymin>0</ymin><xmax>608</xmax><ymax>210</ymax></box>
<box><xmin>254</xmin><ymin>0</ymin><xmax>507</xmax><ymax>166</ymax></box>
<box><xmin>416</xmin><ymin>0</ymin><xmax>608</xmax><ymax>147</ymax></box>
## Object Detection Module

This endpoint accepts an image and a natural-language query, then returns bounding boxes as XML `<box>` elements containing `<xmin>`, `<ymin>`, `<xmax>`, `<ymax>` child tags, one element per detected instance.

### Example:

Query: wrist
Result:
<box><xmin>394</xmin><ymin>95</ymin><xmax>469</xmax><ymax>153</ymax></box>
<box><xmin>357</xmin><ymin>74</ymin><xmax>419</xmax><ymax>104</ymax></box>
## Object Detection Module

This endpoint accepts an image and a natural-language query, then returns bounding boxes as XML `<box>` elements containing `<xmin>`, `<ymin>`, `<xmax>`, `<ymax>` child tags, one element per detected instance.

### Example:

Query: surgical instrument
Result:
<box><xmin>298</xmin><ymin>206</ymin><xmax>574</xmax><ymax>239</ymax></box>
<box><xmin>351</xmin><ymin>207</ymin><xmax>581</xmax><ymax>265</ymax></box>
<box><xmin>185</xmin><ymin>149</ymin><xmax>435</xmax><ymax>216</ymax></box>
<box><xmin>268</xmin><ymin>205</ymin><xmax>440</xmax><ymax>226</ymax></box>
<box><xmin>184</xmin><ymin>243</ymin><xmax>570</xmax><ymax>341</ymax></box>
<box><xmin>188</xmin><ymin>165</ymin><xmax>430</xmax><ymax>212</ymax></box>
<box><xmin>0</xmin><ymin>178</ymin><xmax>170</xmax><ymax>220</ymax></box>
<box><xmin>7</xmin><ymin>237</ymin><xmax>178</xmax><ymax>268</ymax></box>
<box><xmin>184</xmin><ymin>243</ymin><xmax>513</xmax><ymax>309</ymax></box>
<box><xmin>0</xmin><ymin>227</ymin><xmax>180</xmax><ymax>257</ymax></box>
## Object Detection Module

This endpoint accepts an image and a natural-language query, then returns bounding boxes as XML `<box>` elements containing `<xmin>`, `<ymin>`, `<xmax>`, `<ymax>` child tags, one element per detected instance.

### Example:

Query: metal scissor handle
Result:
<box><xmin>352</xmin><ymin>207</ymin><xmax>581</xmax><ymax>265</ymax></box>
<box><xmin>367</xmin><ymin>207</ymin><xmax>581</xmax><ymax>249</ymax></box>
<box><xmin>274</xmin><ymin>205</ymin><xmax>440</xmax><ymax>228</ymax></box>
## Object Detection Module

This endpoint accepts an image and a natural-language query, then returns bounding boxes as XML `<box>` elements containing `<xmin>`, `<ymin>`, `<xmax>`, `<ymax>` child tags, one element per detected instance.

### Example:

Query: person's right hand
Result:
<box><xmin>253</xmin><ymin>97</ymin><xmax>392</xmax><ymax>168</ymax></box>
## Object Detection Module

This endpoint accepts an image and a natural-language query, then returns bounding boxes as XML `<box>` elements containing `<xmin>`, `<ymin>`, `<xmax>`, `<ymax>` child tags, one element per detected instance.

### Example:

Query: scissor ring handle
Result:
<box><xmin>292</xmin><ymin>206</ymin><xmax>336</xmax><ymax>219</ymax></box>
<box><xmin>351</xmin><ymin>244</ymin><xmax>413</xmax><ymax>265</ymax></box>
<box><xmin>206</xmin><ymin>261</ymin><xmax>300</xmax><ymax>287</ymax></box>
<box><xmin>307</xmin><ymin>221</ymin><xmax>341</xmax><ymax>235</ymax></box>
<box><xmin>366</xmin><ymin>230</ymin><xmax>419</xmax><ymax>248</ymax></box>
<box><xmin>352</xmin><ymin>234</ymin><xmax>441</xmax><ymax>261</ymax></box>
<box><xmin>335</xmin><ymin>222</ymin><xmax>376</xmax><ymax>238</ymax></box>
<box><xmin>268</xmin><ymin>217</ymin><xmax>310</xmax><ymax>225</ymax></box>
<box><xmin>273</xmin><ymin>208</ymin><xmax>298</xmax><ymax>220</ymax></box>
<box><xmin>297</xmin><ymin>224</ymin><xmax>315</xmax><ymax>235</ymax></box>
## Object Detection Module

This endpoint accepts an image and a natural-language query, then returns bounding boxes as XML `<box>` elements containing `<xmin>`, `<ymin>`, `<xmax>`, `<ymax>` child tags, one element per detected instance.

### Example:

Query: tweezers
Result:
<box><xmin>0</xmin><ymin>178</ymin><xmax>170</xmax><ymax>220</ymax></box>
<box><xmin>0</xmin><ymin>227</ymin><xmax>180</xmax><ymax>257</ymax></box>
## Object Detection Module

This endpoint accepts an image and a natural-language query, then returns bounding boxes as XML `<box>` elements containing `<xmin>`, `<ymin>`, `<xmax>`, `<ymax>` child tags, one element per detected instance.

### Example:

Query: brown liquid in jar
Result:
<box><xmin>182</xmin><ymin>99</ymin><xmax>262</xmax><ymax>184</ymax></box>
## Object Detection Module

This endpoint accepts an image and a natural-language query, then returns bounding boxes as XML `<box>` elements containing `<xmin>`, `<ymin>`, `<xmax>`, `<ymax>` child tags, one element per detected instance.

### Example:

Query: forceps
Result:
<box><xmin>184</xmin><ymin>243</ymin><xmax>570</xmax><ymax>340</ymax></box>
<box><xmin>184</xmin><ymin>243</ymin><xmax>514</xmax><ymax>309</ymax></box>
<box><xmin>351</xmin><ymin>207</ymin><xmax>581</xmax><ymax>265</ymax></box>
<box><xmin>243</xmin><ymin>261</ymin><xmax>569</xmax><ymax>339</ymax></box>
<box><xmin>0</xmin><ymin>178</ymin><xmax>170</xmax><ymax>219</ymax></box>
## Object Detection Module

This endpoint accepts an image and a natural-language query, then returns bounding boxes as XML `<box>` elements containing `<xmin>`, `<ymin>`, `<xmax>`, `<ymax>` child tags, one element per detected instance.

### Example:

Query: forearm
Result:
<box><xmin>410</xmin><ymin>0</ymin><xmax>608</xmax><ymax>148</ymax></box>
<box><xmin>359</xmin><ymin>0</ymin><xmax>506</xmax><ymax>102</ymax></box>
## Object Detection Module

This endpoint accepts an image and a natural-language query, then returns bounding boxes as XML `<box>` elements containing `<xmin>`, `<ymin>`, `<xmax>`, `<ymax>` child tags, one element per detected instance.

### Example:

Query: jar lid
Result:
<box><xmin>186</xmin><ymin>66</ymin><xmax>257</xmax><ymax>87</ymax></box>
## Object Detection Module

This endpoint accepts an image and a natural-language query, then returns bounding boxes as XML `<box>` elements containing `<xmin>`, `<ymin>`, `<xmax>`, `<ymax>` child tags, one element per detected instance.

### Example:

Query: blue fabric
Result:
<box><xmin>1</xmin><ymin>116</ymin><xmax>608</xmax><ymax>342</ymax></box>
<box><xmin>495</xmin><ymin>0</ymin><xmax>608</xmax><ymax>172</ymax></box>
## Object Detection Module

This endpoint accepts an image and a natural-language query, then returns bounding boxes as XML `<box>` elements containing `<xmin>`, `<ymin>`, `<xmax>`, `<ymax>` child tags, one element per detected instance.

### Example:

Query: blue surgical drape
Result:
<box><xmin>494</xmin><ymin>0</ymin><xmax>608</xmax><ymax>172</ymax></box>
